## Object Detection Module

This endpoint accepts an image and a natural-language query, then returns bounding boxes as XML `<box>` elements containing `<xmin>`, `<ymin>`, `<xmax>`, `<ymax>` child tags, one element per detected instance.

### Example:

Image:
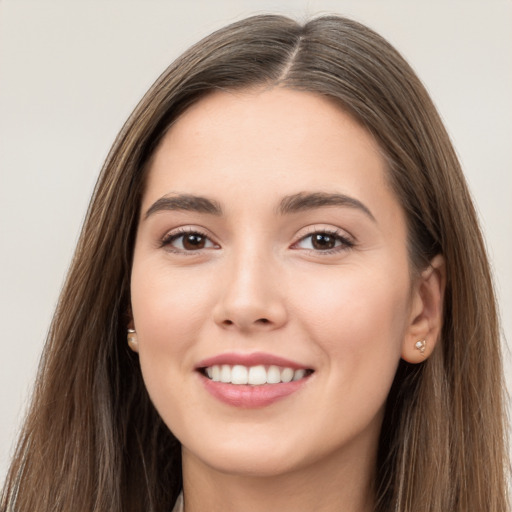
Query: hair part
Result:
<box><xmin>2</xmin><ymin>14</ymin><xmax>508</xmax><ymax>512</ymax></box>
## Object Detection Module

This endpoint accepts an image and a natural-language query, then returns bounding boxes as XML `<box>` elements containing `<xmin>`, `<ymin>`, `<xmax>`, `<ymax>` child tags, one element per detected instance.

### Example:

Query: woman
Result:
<box><xmin>1</xmin><ymin>14</ymin><xmax>508</xmax><ymax>512</ymax></box>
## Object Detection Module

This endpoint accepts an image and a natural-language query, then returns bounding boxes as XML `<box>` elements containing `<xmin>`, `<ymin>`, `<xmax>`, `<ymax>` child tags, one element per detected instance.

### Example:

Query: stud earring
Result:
<box><xmin>127</xmin><ymin>328</ymin><xmax>138</xmax><ymax>351</ymax></box>
<box><xmin>415</xmin><ymin>339</ymin><xmax>426</xmax><ymax>354</ymax></box>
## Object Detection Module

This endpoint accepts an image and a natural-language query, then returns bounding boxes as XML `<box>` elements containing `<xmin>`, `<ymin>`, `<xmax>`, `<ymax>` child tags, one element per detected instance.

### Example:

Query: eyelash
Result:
<box><xmin>160</xmin><ymin>227</ymin><xmax>217</xmax><ymax>254</ymax></box>
<box><xmin>160</xmin><ymin>228</ymin><xmax>355</xmax><ymax>254</ymax></box>
<box><xmin>293</xmin><ymin>229</ymin><xmax>355</xmax><ymax>255</ymax></box>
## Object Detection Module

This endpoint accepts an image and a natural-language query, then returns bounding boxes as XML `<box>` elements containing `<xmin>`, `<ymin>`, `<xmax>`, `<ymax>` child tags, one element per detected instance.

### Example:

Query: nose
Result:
<box><xmin>212</xmin><ymin>248</ymin><xmax>288</xmax><ymax>332</ymax></box>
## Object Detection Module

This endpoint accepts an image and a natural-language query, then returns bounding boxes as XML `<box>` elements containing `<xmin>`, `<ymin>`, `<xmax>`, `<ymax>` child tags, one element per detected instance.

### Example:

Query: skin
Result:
<box><xmin>130</xmin><ymin>88</ymin><xmax>445</xmax><ymax>512</ymax></box>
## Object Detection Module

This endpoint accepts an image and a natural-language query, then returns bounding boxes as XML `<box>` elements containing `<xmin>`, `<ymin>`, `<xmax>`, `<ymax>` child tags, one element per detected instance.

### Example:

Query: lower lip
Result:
<box><xmin>200</xmin><ymin>374</ymin><xmax>310</xmax><ymax>408</ymax></box>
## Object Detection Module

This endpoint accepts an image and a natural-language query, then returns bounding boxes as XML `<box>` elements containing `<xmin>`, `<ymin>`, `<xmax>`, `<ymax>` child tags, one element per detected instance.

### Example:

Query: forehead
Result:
<box><xmin>159</xmin><ymin>88</ymin><xmax>379</xmax><ymax>161</ymax></box>
<box><xmin>143</xmin><ymin>88</ymin><xmax>400</xmax><ymax>224</ymax></box>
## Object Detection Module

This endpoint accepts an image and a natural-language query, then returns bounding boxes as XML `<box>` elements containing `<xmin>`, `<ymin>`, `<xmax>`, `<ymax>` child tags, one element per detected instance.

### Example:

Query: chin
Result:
<box><xmin>181</xmin><ymin>431</ymin><xmax>311</xmax><ymax>478</ymax></box>
<box><xmin>197</xmin><ymin>449</ymin><xmax>305</xmax><ymax>478</ymax></box>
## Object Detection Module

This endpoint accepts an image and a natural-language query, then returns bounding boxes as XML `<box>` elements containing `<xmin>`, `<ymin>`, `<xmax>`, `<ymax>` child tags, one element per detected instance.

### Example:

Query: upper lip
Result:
<box><xmin>195</xmin><ymin>352</ymin><xmax>312</xmax><ymax>370</ymax></box>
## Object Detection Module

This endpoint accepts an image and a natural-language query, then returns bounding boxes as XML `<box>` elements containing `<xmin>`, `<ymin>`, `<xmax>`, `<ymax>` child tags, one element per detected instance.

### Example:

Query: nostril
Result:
<box><xmin>223</xmin><ymin>319</ymin><xmax>234</xmax><ymax>326</ymax></box>
<box><xmin>256</xmin><ymin>318</ymin><xmax>270</xmax><ymax>325</ymax></box>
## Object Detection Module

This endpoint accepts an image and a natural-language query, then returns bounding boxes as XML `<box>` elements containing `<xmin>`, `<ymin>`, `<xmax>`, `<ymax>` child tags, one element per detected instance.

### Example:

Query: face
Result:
<box><xmin>131</xmin><ymin>88</ymin><xmax>417</xmax><ymax>478</ymax></box>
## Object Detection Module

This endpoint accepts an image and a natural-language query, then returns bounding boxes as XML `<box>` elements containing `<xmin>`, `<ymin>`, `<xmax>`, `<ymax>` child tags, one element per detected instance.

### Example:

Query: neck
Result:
<box><xmin>181</xmin><ymin>439</ymin><xmax>377</xmax><ymax>512</ymax></box>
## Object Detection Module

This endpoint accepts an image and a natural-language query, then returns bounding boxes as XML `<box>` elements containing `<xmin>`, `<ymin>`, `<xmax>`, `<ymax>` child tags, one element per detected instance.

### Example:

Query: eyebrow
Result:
<box><xmin>144</xmin><ymin>194</ymin><xmax>222</xmax><ymax>219</ymax></box>
<box><xmin>278</xmin><ymin>192</ymin><xmax>376</xmax><ymax>221</ymax></box>
<box><xmin>144</xmin><ymin>191</ymin><xmax>375</xmax><ymax>222</ymax></box>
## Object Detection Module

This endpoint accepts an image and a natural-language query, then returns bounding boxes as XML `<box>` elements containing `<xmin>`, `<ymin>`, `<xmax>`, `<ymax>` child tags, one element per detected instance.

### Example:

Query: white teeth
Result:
<box><xmin>293</xmin><ymin>369</ymin><xmax>306</xmax><ymax>381</ymax></box>
<box><xmin>248</xmin><ymin>365</ymin><xmax>267</xmax><ymax>385</ymax></box>
<box><xmin>267</xmin><ymin>365</ymin><xmax>281</xmax><ymax>383</ymax></box>
<box><xmin>204</xmin><ymin>364</ymin><xmax>310</xmax><ymax>385</ymax></box>
<box><xmin>220</xmin><ymin>364</ymin><xmax>231</xmax><ymax>383</ymax></box>
<box><xmin>280</xmin><ymin>367</ymin><xmax>294</xmax><ymax>383</ymax></box>
<box><xmin>231</xmin><ymin>365</ymin><xmax>248</xmax><ymax>384</ymax></box>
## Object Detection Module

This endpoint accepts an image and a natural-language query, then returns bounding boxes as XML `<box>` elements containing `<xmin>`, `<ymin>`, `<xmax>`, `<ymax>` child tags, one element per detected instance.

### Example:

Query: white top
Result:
<box><xmin>171</xmin><ymin>492</ymin><xmax>184</xmax><ymax>512</ymax></box>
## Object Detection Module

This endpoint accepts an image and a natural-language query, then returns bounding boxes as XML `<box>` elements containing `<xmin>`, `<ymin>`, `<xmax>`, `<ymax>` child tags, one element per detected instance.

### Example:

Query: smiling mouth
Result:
<box><xmin>199</xmin><ymin>364</ymin><xmax>314</xmax><ymax>385</ymax></box>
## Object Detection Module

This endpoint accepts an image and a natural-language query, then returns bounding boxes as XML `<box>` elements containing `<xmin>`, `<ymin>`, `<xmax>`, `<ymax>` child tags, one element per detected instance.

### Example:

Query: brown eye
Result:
<box><xmin>162</xmin><ymin>230</ymin><xmax>217</xmax><ymax>252</ymax></box>
<box><xmin>294</xmin><ymin>230</ymin><xmax>354</xmax><ymax>253</ymax></box>
<box><xmin>182</xmin><ymin>233</ymin><xmax>207</xmax><ymax>250</ymax></box>
<box><xmin>311</xmin><ymin>233</ymin><xmax>337</xmax><ymax>250</ymax></box>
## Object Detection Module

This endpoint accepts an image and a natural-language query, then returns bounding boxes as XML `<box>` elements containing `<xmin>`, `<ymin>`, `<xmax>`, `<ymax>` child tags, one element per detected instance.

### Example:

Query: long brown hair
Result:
<box><xmin>1</xmin><ymin>14</ymin><xmax>508</xmax><ymax>512</ymax></box>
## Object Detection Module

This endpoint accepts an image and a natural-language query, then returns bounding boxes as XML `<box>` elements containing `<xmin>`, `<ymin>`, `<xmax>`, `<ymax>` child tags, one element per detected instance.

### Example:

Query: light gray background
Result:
<box><xmin>1</xmin><ymin>0</ymin><xmax>511</xmax><ymax>481</ymax></box>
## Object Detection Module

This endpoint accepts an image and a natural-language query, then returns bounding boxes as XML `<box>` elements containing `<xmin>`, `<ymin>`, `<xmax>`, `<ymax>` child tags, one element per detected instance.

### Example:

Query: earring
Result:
<box><xmin>415</xmin><ymin>339</ymin><xmax>426</xmax><ymax>354</ymax></box>
<box><xmin>127</xmin><ymin>328</ymin><xmax>138</xmax><ymax>351</ymax></box>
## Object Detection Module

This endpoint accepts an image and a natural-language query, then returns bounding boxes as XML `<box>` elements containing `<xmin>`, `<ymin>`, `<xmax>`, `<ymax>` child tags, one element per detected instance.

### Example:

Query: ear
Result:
<box><xmin>401</xmin><ymin>254</ymin><xmax>446</xmax><ymax>363</ymax></box>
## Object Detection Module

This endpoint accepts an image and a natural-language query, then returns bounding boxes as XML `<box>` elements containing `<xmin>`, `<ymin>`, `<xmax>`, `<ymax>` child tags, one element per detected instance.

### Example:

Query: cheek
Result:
<box><xmin>130</xmin><ymin>261</ymin><xmax>224</xmax><ymax>417</ymax></box>
<box><xmin>292</xmin><ymin>262</ymin><xmax>410</xmax><ymax>374</ymax></box>
<box><xmin>131</xmin><ymin>260</ymin><xmax>213</xmax><ymax>351</ymax></box>
<box><xmin>130</xmin><ymin>262</ymin><xmax>209</xmax><ymax>419</ymax></box>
